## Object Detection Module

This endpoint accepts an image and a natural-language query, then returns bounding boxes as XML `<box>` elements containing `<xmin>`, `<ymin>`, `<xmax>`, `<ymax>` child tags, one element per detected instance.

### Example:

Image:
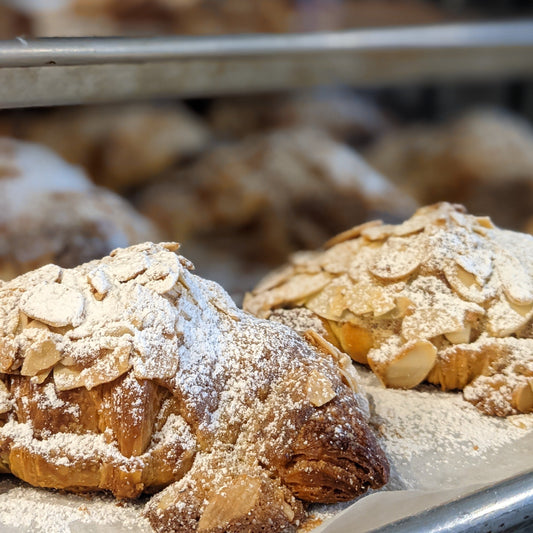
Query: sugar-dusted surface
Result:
<box><xmin>1</xmin><ymin>365</ymin><xmax>531</xmax><ymax>532</ymax></box>
<box><xmin>0</xmin><ymin>242</ymin><xmax>388</xmax><ymax>532</ymax></box>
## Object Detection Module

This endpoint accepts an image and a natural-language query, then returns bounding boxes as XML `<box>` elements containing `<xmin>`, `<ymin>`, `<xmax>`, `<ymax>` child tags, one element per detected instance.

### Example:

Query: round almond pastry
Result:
<box><xmin>244</xmin><ymin>202</ymin><xmax>533</xmax><ymax>417</ymax></box>
<box><xmin>0</xmin><ymin>138</ymin><xmax>160</xmax><ymax>280</ymax></box>
<box><xmin>0</xmin><ymin>242</ymin><xmax>389</xmax><ymax>533</ymax></box>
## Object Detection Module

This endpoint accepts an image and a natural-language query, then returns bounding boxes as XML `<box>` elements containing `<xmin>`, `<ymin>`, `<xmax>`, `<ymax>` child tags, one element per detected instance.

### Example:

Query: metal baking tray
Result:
<box><xmin>371</xmin><ymin>470</ymin><xmax>533</xmax><ymax>533</ymax></box>
<box><xmin>1</xmin><ymin>20</ymin><xmax>533</xmax><ymax>108</ymax></box>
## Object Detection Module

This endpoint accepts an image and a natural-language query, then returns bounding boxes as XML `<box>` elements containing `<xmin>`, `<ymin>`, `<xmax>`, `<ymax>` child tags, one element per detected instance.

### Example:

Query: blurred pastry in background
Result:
<box><xmin>0</xmin><ymin>0</ymin><xmax>450</xmax><ymax>38</ymax></box>
<box><xmin>208</xmin><ymin>88</ymin><xmax>390</xmax><ymax>145</ymax></box>
<box><xmin>135</xmin><ymin>128</ymin><xmax>417</xmax><ymax>299</ymax></box>
<box><xmin>0</xmin><ymin>137</ymin><xmax>161</xmax><ymax>280</ymax></box>
<box><xmin>0</xmin><ymin>3</ymin><xmax>30</xmax><ymax>39</ymax></box>
<box><xmin>365</xmin><ymin>108</ymin><xmax>533</xmax><ymax>231</ymax></box>
<box><xmin>0</xmin><ymin>103</ymin><xmax>211</xmax><ymax>192</ymax></box>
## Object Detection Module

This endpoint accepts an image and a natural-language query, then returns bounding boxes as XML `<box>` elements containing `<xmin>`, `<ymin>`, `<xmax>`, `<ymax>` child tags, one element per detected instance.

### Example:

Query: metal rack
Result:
<box><xmin>1</xmin><ymin>20</ymin><xmax>533</xmax><ymax>108</ymax></box>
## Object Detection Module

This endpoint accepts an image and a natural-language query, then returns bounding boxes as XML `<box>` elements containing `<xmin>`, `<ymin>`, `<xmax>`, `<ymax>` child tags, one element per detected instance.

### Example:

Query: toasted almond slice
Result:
<box><xmin>325</xmin><ymin>220</ymin><xmax>383</xmax><ymax>248</ymax></box>
<box><xmin>19</xmin><ymin>283</ymin><xmax>85</xmax><ymax>328</ymax></box>
<box><xmin>21</xmin><ymin>339</ymin><xmax>61</xmax><ymax>377</ymax></box>
<box><xmin>330</xmin><ymin>321</ymin><xmax>373</xmax><ymax>365</ymax></box>
<box><xmin>444</xmin><ymin>325</ymin><xmax>471</xmax><ymax>344</ymax></box>
<box><xmin>305</xmin><ymin>278</ymin><xmax>349</xmax><ymax>321</ymax></box>
<box><xmin>252</xmin><ymin>264</ymin><xmax>295</xmax><ymax>294</ymax></box>
<box><xmin>198</xmin><ymin>476</ymin><xmax>263</xmax><ymax>531</ymax></box>
<box><xmin>303</xmin><ymin>329</ymin><xmax>361</xmax><ymax>394</ymax></box>
<box><xmin>87</xmin><ymin>267</ymin><xmax>112</xmax><ymax>301</ymax></box>
<box><xmin>444</xmin><ymin>262</ymin><xmax>494</xmax><ymax>304</ymax></box>
<box><xmin>0</xmin><ymin>335</ymin><xmax>17</xmax><ymax>373</ymax></box>
<box><xmin>512</xmin><ymin>382</ymin><xmax>533</xmax><ymax>413</ymax></box>
<box><xmin>54</xmin><ymin>344</ymin><xmax>132</xmax><ymax>391</ymax></box>
<box><xmin>391</xmin><ymin>213</ymin><xmax>430</xmax><ymax>237</ymax></box>
<box><xmin>494</xmin><ymin>246</ymin><xmax>533</xmax><ymax>305</ymax></box>
<box><xmin>369</xmin><ymin>339</ymin><xmax>437</xmax><ymax>389</ymax></box>
<box><xmin>31</xmin><ymin>367</ymin><xmax>52</xmax><ymax>385</ymax></box>
<box><xmin>475</xmin><ymin>216</ymin><xmax>495</xmax><ymax>230</ymax></box>
<box><xmin>162</xmin><ymin>242</ymin><xmax>180</xmax><ymax>252</ymax></box>
<box><xmin>0</xmin><ymin>380</ymin><xmax>11</xmax><ymax>414</ymax></box>
<box><xmin>487</xmin><ymin>296</ymin><xmax>533</xmax><ymax>337</ymax></box>
<box><xmin>319</xmin><ymin>240</ymin><xmax>362</xmax><ymax>275</ymax></box>
<box><xmin>25</xmin><ymin>320</ymin><xmax>49</xmax><ymax>331</ymax></box>
<box><xmin>145</xmin><ymin>270</ymin><xmax>179</xmax><ymax>295</ymax></box>
<box><xmin>360</xmin><ymin>223</ymin><xmax>397</xmax><ymax>241</ymax></box>
<box><xmin>369</xmin><ymin>236</ymin><xmax>423</xmax><ymax>282</ymax></box>
<box><xmin>402</xmin><ymin>306</ymin><xmax>464</xmax><ymax>341</ymax></box>
<box><xmin>306</xmin><ymin>369</ymin><xmax>336</xmax><ymax>407</ymax></box>
<box><xmin>395</xmin><ymin>296</ymin><xmax>414</xmax><ymax>317</ymax></box>
<box><xmin>110</xmin><ymin>253</ymin><xmax>150</xmax><ymax>283</ymax></box>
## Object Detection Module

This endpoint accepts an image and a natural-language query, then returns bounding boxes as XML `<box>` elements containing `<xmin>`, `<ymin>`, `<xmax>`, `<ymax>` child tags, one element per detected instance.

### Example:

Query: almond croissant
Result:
<box><xmin>0</xmin><ymin>242</ymin><xmax>388</xmax><ymax>532</ymax></box>
<box><xmin>244</xmin><ymin>203</ymin><xmax>533</xmax><ymax>417</ymax></box>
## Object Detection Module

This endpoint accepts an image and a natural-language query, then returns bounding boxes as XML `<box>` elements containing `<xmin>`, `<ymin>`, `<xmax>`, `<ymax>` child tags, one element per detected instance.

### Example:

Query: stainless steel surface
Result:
<box><xmin>369</xmin><ymin>470</ymin><xmax>533</xmax><ymax>533</ymax></box>
<box><xmin>1</xmin><ymin>21</ymin><xmax>533</xmax><ymax>107</ymax></box>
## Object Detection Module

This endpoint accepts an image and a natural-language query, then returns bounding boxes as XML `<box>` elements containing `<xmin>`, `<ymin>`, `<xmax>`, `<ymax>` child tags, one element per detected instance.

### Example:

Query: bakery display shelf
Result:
<box><xmin>1</xmin><ymin>20</ymin><xmax>533</xmax><ymax>108</ymax></box>
<box><xmin>370</xmin><ymin>469</ymin><xmax>533</xmax><ymax>533</ymax></box>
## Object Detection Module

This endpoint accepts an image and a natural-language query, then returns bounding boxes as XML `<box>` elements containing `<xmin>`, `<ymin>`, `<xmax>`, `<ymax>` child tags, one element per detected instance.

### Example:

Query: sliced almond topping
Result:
<box><xmin>360</xmin><ymin>223</ymin><xmax>397</xmax><ymax>241</ymax></box>
<box><xmin>21</xmin><ymin>339</ymin><xmax>61</xmax><ymax>377</ymax></box>
<box><xmin>87</xmin><ymin>267</ymin><xmax>112</xmax><ymax>301</ymax></box>
<box><xmin>306</xmin><ymin>279</ymin><xmax>349</xmax><ymax>321</ymax></box>
<box><xmin>250</xmin><ymin>264</ymin><xmax>295</xmax><ymax>294</ymax></box>
<box><xmin>402</xmin><ymin>306</ymin><xmax>464</xmax><ymax>341</ymax></box>
<box><xmin>369</xmin><ymin>236</ymin><xmax>423</xmax><ymax>282</ymax></box>
<box><xmin>25</xmin><ymin>320</ymin><xmax>49</xmax><ymax>331</ymax></box>
<box><xmin>303</xmin><ymin>329</ymin><xmax>361</xmax><ymax>394</ymax></box>
<box><xmin>19</xmin><ymin>283</ymin><xmax>85</xmax><ymax>328</ymax></box>
<box><xmin>494</xmin><ymin>247</ymin><xmax>533</xmax><ymax>305</ymax></box>
<box><xmin>281</xmin><ymin>501</ymin><xmax>295</xmax><ymax>522</ymax></box>
<box><xmin>198</xmin><ymin>476</ymin><xmax>263</xmax><ymax>532</ymax></box>
<box><xmin>512</xmin><ymin>382</ymin><xmax>533</xmax><ymax>413</ymax></box>
<box><xmin>369</xmin><ymin>339</ymin><xmax>437</xmax><ymax>389</ymax></box>
<box><xmin>475</xmin><ymin>216</ymin><xmax>495</xmax><ymax>230</ymax></box>
<box><xmin>110</xmin><ymin>253</ymin><xmax>149</xmax><ymax>282</ymax></box>
<box><xmin>319</xmin><ymin>240</ymin><xmax>362</xmax><ymax>274</ymax></box>
<box><xmin>325</xmin><ymin>220</ymin><xmax>383</xmax><ymax>248</ymax></box>
<box><xmin>306</xmin><ymin>369</ymin><xmax>336</xmax><ymax>407</ymax></box>
<box><xmin>395</xmin><ymin>296</ymin><xmax>414</xmax><ymax>317</ymax></box>
<box><xmin>487</xmin><ymin>296</ymin><xmax>533</xmax><ymax>337</ymax></box>
<box><xmin>0</xmin><ymin>380</ymin><xmax>11</xmax><ymax>414</ymax></box>
<box><xmin>444</xmin><ymin>261</ymin><xmax>494</xmax><ymax>304</ymax></box>
<box><xmin>391</xmin><ymin>214</ymin><xmax>429</xmax><ymax>237</ymax></box>
<box><xmin>31</xmin><ymin>368</ymin><xmax>52</xmax><ymax>385</ymax></box>
<box><xmin>54</xmin><ymin>344</ymin><xmax>132</xmax><ymax>391</ymax></box>
<box><xmin>145</xmin><ymin>270</ymin><xmax>179</xmax><ymax>295</ymax></box>
<box><xmin>0</xmin><ymin>335</ymin><xmax>17</xmax><ymax>373</ymax></box>
<box><xmin>444</xmin><ymin>325</ymin><xmax>471</xmax><ymax>345</ymax></box>
<box><xmin>330</xmin><ymin>321</ymin><xmax>373</xmax><ymax>365</ymax></box>
<box><xmin>246</xmin><ymin>272</ymin><xmax>331</xmax><ymax>319</ymax></box>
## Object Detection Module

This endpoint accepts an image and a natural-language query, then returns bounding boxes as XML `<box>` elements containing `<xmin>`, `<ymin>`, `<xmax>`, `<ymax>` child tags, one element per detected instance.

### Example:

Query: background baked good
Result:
<box><xmin>0</xmin><ymin>103</ymin><xmax>211</xmax><ymax>192</ymax></box>
<box><xmin>135</xmin><ymin>128</ymin><xmax>418</xmax><ymax>300</ymax></box>
<box><xmin>365</xmin><ymin>108</ymin><xmax>533</xmax><ymax>231</ymax></box>
<box><xmin>0</xmin><ymin>137</ymin><xmax>160</xmax><ymax>280</ymax></box>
